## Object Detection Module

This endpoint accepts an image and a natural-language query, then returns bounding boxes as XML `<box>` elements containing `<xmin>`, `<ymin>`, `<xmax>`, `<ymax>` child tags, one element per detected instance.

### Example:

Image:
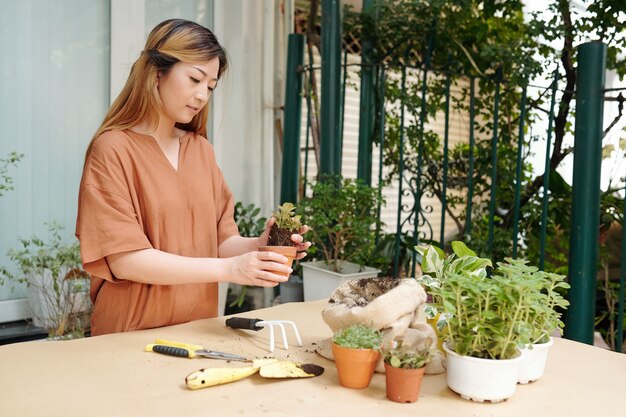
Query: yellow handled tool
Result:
<box><xmin>145</xmin><ymin>338</ymin><xmax>248</xmax><ymax>361</ymax></box>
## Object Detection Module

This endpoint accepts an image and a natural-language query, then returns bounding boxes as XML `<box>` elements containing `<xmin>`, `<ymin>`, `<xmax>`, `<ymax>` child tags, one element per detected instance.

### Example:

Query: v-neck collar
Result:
<box><xmin>126</xmin><ymin>130</ymin><xmax>190</xmax><ymax>173</ymax></box>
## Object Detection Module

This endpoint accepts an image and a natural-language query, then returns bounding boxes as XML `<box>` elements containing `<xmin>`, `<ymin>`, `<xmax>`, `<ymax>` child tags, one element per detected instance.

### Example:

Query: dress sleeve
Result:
<box><xmin>75</xmin><ymin>136</ymin><xmax>152</xmax><ymax>282</ymax></box>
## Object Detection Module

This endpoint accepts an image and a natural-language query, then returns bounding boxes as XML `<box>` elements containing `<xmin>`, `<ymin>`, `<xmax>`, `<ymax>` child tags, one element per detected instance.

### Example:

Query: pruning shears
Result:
<box><xmin>145</xmin><ymin>338</ymin><xmax>248</xmax><ymax>362</ymax></box>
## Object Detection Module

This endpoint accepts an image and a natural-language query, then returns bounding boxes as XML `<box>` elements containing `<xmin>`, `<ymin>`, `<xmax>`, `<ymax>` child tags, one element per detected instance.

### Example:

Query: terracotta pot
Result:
<box><xmin>384</xmin><ymin>363</ymin><xmax>426</xmax><ymax>403</ymax></box>
<box><xmin>332</xmin><ymin>342</ymin><xmax>380</xmax><ymax>389</ymax></box>
<box><xmin>259</xmin><ymin>246</ymin><xmax>297</xmax><ymax>277</ymax></box>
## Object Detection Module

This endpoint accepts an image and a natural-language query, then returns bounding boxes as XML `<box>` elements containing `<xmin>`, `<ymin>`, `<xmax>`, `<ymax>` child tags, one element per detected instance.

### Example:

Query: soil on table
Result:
<box><xmin>267</xmin><ymin>224</ymin><xmax>296</xmax><ymax>246</ymax></box>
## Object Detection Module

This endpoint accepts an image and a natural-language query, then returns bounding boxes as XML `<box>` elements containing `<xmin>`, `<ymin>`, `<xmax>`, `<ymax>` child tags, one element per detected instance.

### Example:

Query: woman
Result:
<box><xmin>76</xmin><ymin>19</ymin><xmax>309</xmax><ymax>336</ymax></box>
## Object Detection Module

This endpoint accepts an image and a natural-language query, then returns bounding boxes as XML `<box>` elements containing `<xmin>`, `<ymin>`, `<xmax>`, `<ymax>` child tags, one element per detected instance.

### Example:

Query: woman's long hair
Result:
<box><xmin>85</xmin><ymin>19</ymin><xmax>228</xmax><ymax>159</ymax></box>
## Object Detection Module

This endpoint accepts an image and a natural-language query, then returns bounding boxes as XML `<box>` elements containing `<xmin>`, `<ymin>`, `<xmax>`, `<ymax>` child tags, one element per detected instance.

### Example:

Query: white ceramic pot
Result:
<box><xmin>301</xmin><ymin>260</ymin><xmax>380</xmax><ymax>301</ymax></box>
<box><xmin>443</xmin><ymin>342</ymin><xmax>523</xmax><ymax>403</ymax></box>
<box><xmin>518</xmin><ymin>337</ymin><xmax>554</xmax><ymax>384</ymax></box>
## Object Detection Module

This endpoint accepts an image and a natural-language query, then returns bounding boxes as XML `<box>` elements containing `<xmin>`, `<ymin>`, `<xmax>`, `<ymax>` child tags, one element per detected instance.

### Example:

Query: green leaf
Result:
<box><xmin>451</xmin><ymin>241</ymin><xmax>476</xmax><ymax>258</ymax></box>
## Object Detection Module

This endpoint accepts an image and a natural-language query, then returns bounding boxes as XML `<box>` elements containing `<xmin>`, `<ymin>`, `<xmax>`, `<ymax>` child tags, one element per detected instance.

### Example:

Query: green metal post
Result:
<box><xmin>320</xmin><ymin>0</ymin><xmax>342</xmax><ymax>176</ymax></box>
<box><xmin>512</xmin><ymin>83</ymin><xmax>527</xmax><ymax>258</ymax></box>
<box><xmin>564</xmin><ymin>42</ymin><xmax>607</xmax><ymax>344</ymax></box>
<box><xmin>393</xmin><ymin>63</ymin><xmax>407</xmax><ymax>278</ymax></box>
<box><xmin>338</xmin><ymin>49</ymin><xmax>348</xmax><ymax>173</ymax></box>
<box><xmin>539</xmin><ymin>70</ymin><xmax>559</xmax><ymax>270</ymax></box>
<box><xmin>357</xmin><ymin>0</ymin><xmax>375</xmax><ymax>184</ymax></box>
<box><xmin>465</xmin><ymin>78</ymin><xmax>476</xmax><ymax>238</ymax></box>
<box><xmin>487</xmin><ymin>71</ymin><xmax>501</xmax><ymax>257</ymax></box>
<box><xmin>440</xmin><ymin>73</ymin><xmax>451</xmax><ymax>247</ymax></box>
<box><xmin>281</xmin><ymin>34</ymin><xmax>305</xmax><ymax>204</ymax></box>
<box><xmin>375</xmin><ymin>67</ymin><xmax>386</xmax><ymax>246</ymax></box>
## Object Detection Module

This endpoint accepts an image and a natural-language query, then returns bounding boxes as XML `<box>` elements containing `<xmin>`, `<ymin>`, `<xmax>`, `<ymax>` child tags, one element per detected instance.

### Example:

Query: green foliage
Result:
<box><xmin>230</xmin><ymin>202</ymin><xmax>268</xmax><ymax>308</ymax></box>
<box><xmin>368</xmin><ymin>232</ymin><xmax>414</xmax><ymax>277</ymax></box>
<box><xmin>300</xmin><ymin>175</ymin><xmax>384</xmax><ymax>272</ymax></box>
<box><xmin>333</xmin><ymin>324</ymin><xmax>383</xmax><ymax>350</ymax></box>
<box><xmin>233</xmin><ymin>202</ymin><xmax>267</xmax><ymax>238</ymax></box>
<box><xmin>499</xmin><ymin>259</ymin><xmax>570</xmax><ymax>344</ymax></box>
<box><xmin>383</xmin><ymin>337</ymin><xmax>432</xmax><ymax>369</ymax></box>
<box><xmin>343</xmin><ymin>0</ymin><xmax>626</xmax><ymax>270</ymax></box>
<box><xmin>0</xmin><ymin>151</ymin><xmax>23</xmax><ymax>197</ymax></box>
<box><xmin>271</xmin><ymin>202</ymin><xmax>302</xmax><ymax>232</ymax></box>
<box><xmin>0</xmin><ymin>222</ymin><xmax>91</xmax><ymax>338</ymax></box>
<box><xmin>419</xmin><ymin>241</ymin><xmax>569</xmax><ymax>359</ymax></box>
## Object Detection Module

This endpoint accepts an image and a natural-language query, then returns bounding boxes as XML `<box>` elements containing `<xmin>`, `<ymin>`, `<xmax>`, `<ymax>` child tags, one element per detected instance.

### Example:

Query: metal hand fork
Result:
<box><xmin>225</xmin><ymin>317</ymin><xmax>303</xmax><ymax>352</ymax></box>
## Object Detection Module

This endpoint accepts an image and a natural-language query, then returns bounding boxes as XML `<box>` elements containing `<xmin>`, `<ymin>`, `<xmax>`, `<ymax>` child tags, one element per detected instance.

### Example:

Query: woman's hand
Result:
<box><xmin>291</xmin><ymin>225</ymin><xmax>311</xmax><ymax>260</ymax></box>
<box><xmin>227</xmin><ymin>251</ymin><xmax>292</xmax><ymax>287</ymax></box>
<box><xmin>258</xmin><ymin>218</ymin><xmax>311</xmax><ymax>260</ymax></box>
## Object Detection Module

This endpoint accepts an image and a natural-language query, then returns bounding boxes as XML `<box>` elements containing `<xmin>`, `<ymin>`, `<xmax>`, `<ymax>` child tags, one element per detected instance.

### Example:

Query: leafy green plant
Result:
<box><xmin>418</xmin><ymin>241</ymin><xmax>569</xmax><ymax>359</ymax></box>
<box><xmin>503</xmin><ymin>259</ymin><xmax>570</xmax><ymax>344</ymax></box>
<box><xmin>383</xmin><ymin>337</ymin><xmax>432</xmax><ymax>369</ymax></box>
<box><xmin>272</xmin><ymin>203</ymin><xmax>302</xmax><ymax>232</ymax></box>
<box><xmin>368</xmin><ymin>232</ymin><xmax>415</xmax><ymax>277</ymax></box>
<box><xmin>0</xmin><ymin>151</ymin><xmax>23</xmax><ymax>197</ymax></box>
<box><xmin>233</xmin><ymin>202</ymin><xmax>267</xmax><ymax>238</ymax></box>
<box><xmin>300</xmin><ymin>175</ymin><xmax>383</xmax><ymax>272</ymax></box>
<box><xmin>416</xmin><ymin>240</ymin><xmax>492</xmax><ymax>293</ymax></box>
<box><xmin>0</xmin><ymin>222</ymin><xmax>91</xmax><ymax>338</ymax></box>
<box><xmin>333</xmin><ymin>324</ymin><xmax>383</xmax><ymax>350</ymax></box>
<box><xmin>267</xmin><ymin>202</ymin><xmax>302</xmax><ymax>247</ymax></box>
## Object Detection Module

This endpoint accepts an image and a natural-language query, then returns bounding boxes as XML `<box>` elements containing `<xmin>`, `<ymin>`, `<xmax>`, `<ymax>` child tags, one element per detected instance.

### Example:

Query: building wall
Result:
<box><xmin>0</xmin><ymin>0</ymin><xmax>289</xmax><ymax>323</ymax></box>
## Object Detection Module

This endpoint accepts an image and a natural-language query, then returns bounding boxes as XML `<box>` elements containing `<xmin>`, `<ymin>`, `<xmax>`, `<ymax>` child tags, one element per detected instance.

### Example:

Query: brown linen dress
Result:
<box><xmin>76</xmin><ymin>130</ymin><xmax>239</xmax><ymax>335</ymax></box>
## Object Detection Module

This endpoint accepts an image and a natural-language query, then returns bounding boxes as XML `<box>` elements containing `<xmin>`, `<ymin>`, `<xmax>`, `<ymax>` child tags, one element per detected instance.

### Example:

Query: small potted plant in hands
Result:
<box><xmin>332</xmin><ymin>324</ymin><xmax>383</xmax><ymax>389</ymax></box>
<box><xmin>260</xmin><ymin>202</ymin><xmax>302</xmax><ymax>276</ymax></box>
<box><xmin>383</xmin><ymin>337</ymin><xmax>432</xmax><ymax>403</ymax></box>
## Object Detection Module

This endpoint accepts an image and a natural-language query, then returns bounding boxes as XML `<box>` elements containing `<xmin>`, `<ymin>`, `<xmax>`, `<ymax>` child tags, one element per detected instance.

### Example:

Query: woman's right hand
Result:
<box><xmin>227</xmin><ymin>251</ymin><xmax>292</xmax><ymax>287</ymax></box>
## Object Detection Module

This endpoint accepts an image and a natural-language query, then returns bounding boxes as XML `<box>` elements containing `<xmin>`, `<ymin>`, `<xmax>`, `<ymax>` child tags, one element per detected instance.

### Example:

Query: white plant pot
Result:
<box><xmin>443</xmin><ymin>342</ymin><xmax>523</xmax><ymax>403</ymax></box>
<box><xmin>301</xmin><ymin>260</ymin><xmax>380</xmax><ymax>301</ymax></box>
<box><xmin>518</xmin><ymin>337</ymin><xmax>554</xmax><ymax>384</ymax></box>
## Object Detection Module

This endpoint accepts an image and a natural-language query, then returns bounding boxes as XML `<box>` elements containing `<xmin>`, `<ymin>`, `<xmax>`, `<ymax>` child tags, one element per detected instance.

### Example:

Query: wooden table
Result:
<box><xmin>1</xmin><ymin>300</ymin><xmax>625</xmax><ymax>416</ymax></box>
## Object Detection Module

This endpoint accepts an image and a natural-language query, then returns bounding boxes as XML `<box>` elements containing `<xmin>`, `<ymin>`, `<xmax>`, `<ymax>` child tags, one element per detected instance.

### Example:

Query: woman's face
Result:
<box><xmin>156</xmin><ymin>58</ymin><xmax>220</xmax><ymax>125</ymax></box>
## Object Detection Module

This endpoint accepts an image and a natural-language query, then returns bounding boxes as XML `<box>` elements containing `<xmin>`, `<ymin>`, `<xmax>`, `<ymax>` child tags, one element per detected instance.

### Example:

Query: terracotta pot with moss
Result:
<box><xmin>332</xmin><ymin>324</ymin><xmax>382</xmax><ymax>389</ymax></box>
<box><xmin>259</xmin><ymin>202</ymin><xmax>301</xmax><ymax>276</ymax></box>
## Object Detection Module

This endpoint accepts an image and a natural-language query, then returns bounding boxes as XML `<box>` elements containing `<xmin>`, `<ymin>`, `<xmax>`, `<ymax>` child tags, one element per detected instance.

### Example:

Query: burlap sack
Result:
<box><xmin>317</xmin><ymin>277</ymin><xmax>445</xmax><ymax>374</ymax></box>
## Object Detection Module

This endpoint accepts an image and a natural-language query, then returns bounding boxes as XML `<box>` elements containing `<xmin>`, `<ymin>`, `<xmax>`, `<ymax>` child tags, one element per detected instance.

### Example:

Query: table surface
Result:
<box><xmin>1</xmin><ymin>300</ymin><xmax>625</xmax><ymax>417</ymax></box>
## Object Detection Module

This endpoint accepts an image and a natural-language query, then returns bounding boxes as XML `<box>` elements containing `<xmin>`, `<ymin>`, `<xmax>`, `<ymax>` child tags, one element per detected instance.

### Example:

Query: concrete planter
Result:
<box><xmin>301</xmin><ymin>260</ymin><xmax>380</xmax><ymax>301</ymax></box>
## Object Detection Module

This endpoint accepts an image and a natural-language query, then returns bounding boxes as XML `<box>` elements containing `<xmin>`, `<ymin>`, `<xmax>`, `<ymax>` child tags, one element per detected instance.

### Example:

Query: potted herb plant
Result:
<box><xmin>299</xmin><ymin>175</ymin><xmax>383</xmax><ymax>301</ymax></box>
<box><xmin>261</xmin><ymin>202</ymin><xmax>301</xmax><ymax>273</ymax></box>
<box><xmin>0</xmin><ymin>222</ymin><xmax>91</xmax><ymax>339</ymax></box>
<box><xmin>512</xmin><ymin>260</ymin><xmax>570</xmax><ymax>384</ymax></box>
<box><xmin>418</xmin><ymin>242</ymin><xmax>535</xmax><ymax>402</ymax></box>
<box><xmin>332</xmin><ymin>324</ymin><xmax>383</xmax><ymax>389</ymax></box>
<box><xmin>262</xmin><ymin>202</ymin><xmax>303</xmax><ymax>302</ymax></box>
<box><xmin>383</xmin><ymin>337</ymin><xmax>432</xmax><ymax>403</ymax></box>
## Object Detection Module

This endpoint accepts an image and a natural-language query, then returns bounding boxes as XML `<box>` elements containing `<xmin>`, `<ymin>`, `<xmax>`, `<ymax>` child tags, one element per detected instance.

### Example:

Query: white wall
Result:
<box><xmin>212</xmin><ymin>0</ymin><xmax>288</xmax><ymax>214</ymax></box>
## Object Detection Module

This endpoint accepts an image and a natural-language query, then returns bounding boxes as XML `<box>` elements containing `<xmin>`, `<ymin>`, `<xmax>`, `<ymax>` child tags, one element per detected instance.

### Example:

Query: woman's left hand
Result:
<box><xmin>258</xmin><ymin>218</ymin><xmax>311</xmax><ymax>260</ymax></box>
<box><xmin>290</xmin><ymin>225</ymin><xmax>311</xmax><ymax>260</ymax></box>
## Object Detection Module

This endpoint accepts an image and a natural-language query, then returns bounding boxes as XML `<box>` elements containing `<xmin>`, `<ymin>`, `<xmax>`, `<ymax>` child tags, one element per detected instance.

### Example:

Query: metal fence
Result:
<box><xmin>282</xmin><ymin>32</ymin><xmax>625</xmax><ymax>352</ymax></box>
